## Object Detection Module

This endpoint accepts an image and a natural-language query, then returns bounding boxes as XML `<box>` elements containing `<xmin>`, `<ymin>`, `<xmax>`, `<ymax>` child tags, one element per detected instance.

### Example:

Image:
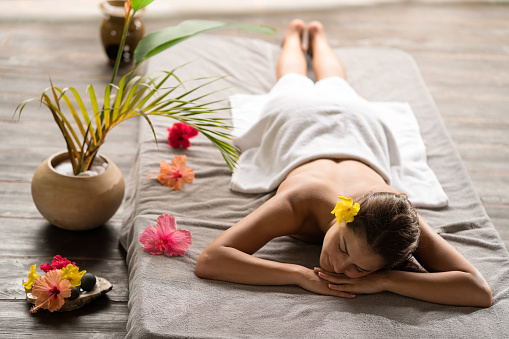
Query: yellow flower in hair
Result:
<box><xmin>331</xmin><ymin>195</ymin><xmax>360</xmax><ymax>225</ymax></box>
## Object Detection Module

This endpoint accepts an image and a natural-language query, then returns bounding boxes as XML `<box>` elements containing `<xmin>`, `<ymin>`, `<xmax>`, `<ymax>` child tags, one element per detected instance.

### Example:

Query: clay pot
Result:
<box><xmin>31</xmin><ymin>151</ymin><xmax>125</xmax><ymax>231</ymax></box>
<box><xmin>99</xmin><ymin>0</ymin><xmax>145</xmax><ymax>66</ymax></box>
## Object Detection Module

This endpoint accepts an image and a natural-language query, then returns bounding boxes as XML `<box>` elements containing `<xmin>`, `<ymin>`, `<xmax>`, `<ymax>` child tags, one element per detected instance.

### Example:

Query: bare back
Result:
<box><xmin>277</xmin><ymin>158</ymin><xmax>397</xmax><ymax>242</ymax></box>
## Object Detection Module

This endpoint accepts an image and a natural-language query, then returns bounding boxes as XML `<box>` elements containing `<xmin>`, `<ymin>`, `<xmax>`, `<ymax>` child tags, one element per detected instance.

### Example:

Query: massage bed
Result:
<box><xmin>119</xmin><ymin>35</ymin><xmax>509</xmax><ymax>338</ymax></box>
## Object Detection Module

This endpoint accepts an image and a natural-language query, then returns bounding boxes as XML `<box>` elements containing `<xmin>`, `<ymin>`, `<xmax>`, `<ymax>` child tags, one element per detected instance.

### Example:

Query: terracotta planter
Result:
<box><xmin>31</xmin><ymin>151</ymin><xmax>125</xmax><ymax>231</ymax></box>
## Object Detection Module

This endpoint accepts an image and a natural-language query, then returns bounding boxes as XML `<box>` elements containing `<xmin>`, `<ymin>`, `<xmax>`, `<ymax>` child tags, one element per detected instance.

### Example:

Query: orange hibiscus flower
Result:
<box><xmin>157</xmin><ymin>155</ymin><xmax>194</xmax><ymax>190</ymax></box>
<box><xmin>30</xmin><ymin>269</ymin><xmax>71</xmax><ymax>313</ymax></box>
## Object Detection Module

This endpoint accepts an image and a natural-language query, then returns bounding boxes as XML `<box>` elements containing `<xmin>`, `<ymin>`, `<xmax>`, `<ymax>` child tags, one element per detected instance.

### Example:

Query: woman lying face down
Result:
<box><xmin>195</xmin><ymin>184</ymin><xmax>491</xmax><ymax>307</ymax></box>
<box><xmin>195</xmin><ymin>19</ymin><xmax>492</xmax><ymax>307</ymax></box>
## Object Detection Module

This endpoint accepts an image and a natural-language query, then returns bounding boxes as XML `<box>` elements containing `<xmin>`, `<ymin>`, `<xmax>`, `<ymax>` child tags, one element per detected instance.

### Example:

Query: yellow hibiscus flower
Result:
<box><xmin>22</xmin><ymin>264</ymin><xmax>40</xmax><ymax>291</ymax></box>
<box><xmin>60</xmin><ymin>264</ymin><xmax>86</xmax><ymax>287</ymax></box>
<box><xmin>331</xmin><ymin>195</ymin><xmax>360</xmax><ymax>225</ymax></box>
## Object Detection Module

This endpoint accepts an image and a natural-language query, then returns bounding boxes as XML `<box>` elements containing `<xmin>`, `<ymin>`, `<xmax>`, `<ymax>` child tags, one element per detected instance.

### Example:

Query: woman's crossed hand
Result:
<box><xmin>298</xmin><ymin>267</ymin><xmax>387</xmax><ymax>298</ymax></box>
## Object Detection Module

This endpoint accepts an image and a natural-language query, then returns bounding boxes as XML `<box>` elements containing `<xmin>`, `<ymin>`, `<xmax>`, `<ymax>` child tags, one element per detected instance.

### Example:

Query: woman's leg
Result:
<box><xmin>308</xmin><ymin>21</ymin><xmax>347</xmax><ymax>81</ymax></box>
<box><xmin>276</xmin><ymin>19</ymin><xmax>307</xmax><ymax>80</ymax></box>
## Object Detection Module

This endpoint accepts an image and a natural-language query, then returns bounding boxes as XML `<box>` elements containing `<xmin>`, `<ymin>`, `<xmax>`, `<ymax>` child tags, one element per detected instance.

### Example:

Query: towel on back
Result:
<box><xmin>230</xmin><ymin>73</ymin><xmax>448</xmax><ymax>208</ymax></box>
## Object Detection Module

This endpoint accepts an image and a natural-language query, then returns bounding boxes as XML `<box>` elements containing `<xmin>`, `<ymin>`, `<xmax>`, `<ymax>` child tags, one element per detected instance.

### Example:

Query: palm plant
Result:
<box><xmin>15</xmin><ymin>0</ymin><xmax>274</xmax><ymax>175</ymax></box>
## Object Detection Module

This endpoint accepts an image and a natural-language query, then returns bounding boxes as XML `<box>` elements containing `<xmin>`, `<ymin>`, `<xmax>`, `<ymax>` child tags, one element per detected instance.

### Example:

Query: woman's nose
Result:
<box><xmin>334</xmin><ymin>260</ymin><xmax>349</xmax><ymax>274</ymax></box>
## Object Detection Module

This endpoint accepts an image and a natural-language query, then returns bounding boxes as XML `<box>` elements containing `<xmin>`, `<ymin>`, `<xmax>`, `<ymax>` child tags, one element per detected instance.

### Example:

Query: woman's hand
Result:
<box><xmin>314</xmin><ymin>267</ymin><xmax>387</xmax><ymax>295</ymax></box>
<box><xmin>296</xmin><ymin>267</ymin><xmax>356</xmax><ymax>298</ymax></box>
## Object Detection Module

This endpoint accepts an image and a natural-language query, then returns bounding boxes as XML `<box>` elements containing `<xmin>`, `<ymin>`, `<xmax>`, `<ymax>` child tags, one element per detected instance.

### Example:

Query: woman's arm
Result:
<box><xmin>195</xmin><ymin>190</ymin><xmax>356</xmax><ymax>297</ymax></box>
<box><xmin>195</xmin><ymin>191</ymin><xmax>304</xmax><ymax>284</ymax></box>
<box><xmin>395</xmin><ymin>215</ymin><xmax>492</xmax><ymax>306</ymax></box>
<box><xmin>317</xmin><ymin>215</ymin><xmax>493</xmax><ymax>307</ymax></box>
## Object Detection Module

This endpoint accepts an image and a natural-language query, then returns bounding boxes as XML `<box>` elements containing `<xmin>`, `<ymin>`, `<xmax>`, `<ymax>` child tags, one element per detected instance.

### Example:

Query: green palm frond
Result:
<box><xmin>14</xmin><ymin>16</ymin><xmax>275</xmax><ymax>176</ymax></box>
<box><xmin>14</xmin><ymin>69</ymin><xmax>239</xmax><ymax>174</ymax></box>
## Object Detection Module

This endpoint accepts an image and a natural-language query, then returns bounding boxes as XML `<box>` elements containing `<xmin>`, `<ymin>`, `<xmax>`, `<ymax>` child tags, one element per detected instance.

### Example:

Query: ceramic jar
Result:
<box><xmin>31</xmin><ymin>151</ymin><xmax>125</xmax><ymax>231</ymax></box>
<box><xmin>99</xmin><ymin>0</ymin><xmax>145</xmax><ymax>66</ymax></box>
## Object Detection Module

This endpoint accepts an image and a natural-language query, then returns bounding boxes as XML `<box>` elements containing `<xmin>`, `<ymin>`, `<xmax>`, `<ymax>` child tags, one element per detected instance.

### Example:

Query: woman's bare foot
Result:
<box><xmin>282</xmin><ymin>19</ymin><xmax>306</xmax><ymax>49</ymax></box>
<box><xmin>307</xmin><ymin>20</ymin><xmax>326</xmax><ymax>56</ymax></box>
<box><xmin>307</xmin><ymin>20</ymin><xmax>347</xmax><ymax>80</ymax></box>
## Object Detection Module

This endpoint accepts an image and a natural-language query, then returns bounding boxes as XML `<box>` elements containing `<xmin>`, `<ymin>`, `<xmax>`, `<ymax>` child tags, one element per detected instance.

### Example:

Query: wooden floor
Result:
<box><xmin>1</xmin><ymin>2</ymin><xmax>508</xmax><ymax>337</ymax></box>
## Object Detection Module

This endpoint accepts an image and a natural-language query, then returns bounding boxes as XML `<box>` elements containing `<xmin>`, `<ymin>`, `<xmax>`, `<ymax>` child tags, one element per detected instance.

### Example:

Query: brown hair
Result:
<box><xmin>347</xmin><ymin>192</ymin><xmax>420</xmax><ymax>270</ymax></box>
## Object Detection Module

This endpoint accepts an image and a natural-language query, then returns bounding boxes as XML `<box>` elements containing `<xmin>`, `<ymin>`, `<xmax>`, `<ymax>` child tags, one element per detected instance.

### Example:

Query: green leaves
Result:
<box><xmin>131</xmin><ymin>0</ymin><xmax>155</xmax><ymax>12</ymax></box>
<box><xmin>15</xmin><ymin>70</ymin><xmax>239</xmax><ymax>174</ymax></box>
<box><xmin>15</xmin><ymin>2</ymin><xmax>276</xmax><ymax>175</ymax></box>
<box><xmin>133</xmin><ymin>20</ymin><xmax>276</xmax><ymax>67</ymax></box>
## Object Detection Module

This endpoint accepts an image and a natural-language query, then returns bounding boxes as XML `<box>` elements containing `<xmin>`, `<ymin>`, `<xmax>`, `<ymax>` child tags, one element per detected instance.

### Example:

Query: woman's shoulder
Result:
<box><xmin>277</xmin><ymin>173</ymin><xmax>338</xmax><ymax>232</ymax></box>
<box><xmin>279</xmin><ymin>173</ymin><xmax>335</xmax><ymax>205</ymax></box>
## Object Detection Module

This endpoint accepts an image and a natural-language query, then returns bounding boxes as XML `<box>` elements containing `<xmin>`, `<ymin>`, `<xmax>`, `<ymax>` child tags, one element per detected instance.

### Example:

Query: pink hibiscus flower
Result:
<box><xmin>30</xmin><ymin>269</ymin><xmax>71</xmax><ymax>313</ymax></box>
<box><xmin>157</xmin><ymin>155</ymin><xmax>194</xmax><ymax>190</ymax></box>
<box><xmin>168</xmin><ymin>122</ymin><xmax>198</xmax><ymax>149</ymax></box>
<box><xmin>138</xmin><ymin>214</ymin><xmax>192</xmax><ymax>257</ymax></box>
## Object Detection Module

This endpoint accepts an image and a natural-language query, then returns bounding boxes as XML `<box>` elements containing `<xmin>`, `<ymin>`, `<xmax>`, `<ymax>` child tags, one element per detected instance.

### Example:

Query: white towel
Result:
<box><xmin>229</xmin><ymin>74</ymin><xmax>448</xmax><ymax>208</ymax></box>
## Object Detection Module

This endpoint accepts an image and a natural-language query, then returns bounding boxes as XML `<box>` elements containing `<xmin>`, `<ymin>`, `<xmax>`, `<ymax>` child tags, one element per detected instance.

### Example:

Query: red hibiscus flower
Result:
<box><xmin>40</xmin><ymin>255</ymin><xmax>77</xmax><ymax>273</ymax></box>
<box><xmin>168</xmin><ymin>122</ymin><xmax>198</xmax><ymax>149</ymax></box>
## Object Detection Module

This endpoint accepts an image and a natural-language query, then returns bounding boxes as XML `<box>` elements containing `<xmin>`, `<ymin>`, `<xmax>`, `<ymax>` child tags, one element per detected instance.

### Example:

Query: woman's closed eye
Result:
<box><xmin>338</xmin><ymin>237</ymin><xmax>348</xmax><ymax>255</ymax></box>
<box><xmin>355</xmin><ymin>265</ymin><xmax>366</xmax><ymax>273</ymax></box>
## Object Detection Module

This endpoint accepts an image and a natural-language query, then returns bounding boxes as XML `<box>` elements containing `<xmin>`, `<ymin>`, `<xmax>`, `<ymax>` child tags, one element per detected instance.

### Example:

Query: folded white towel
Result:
<box><xmin>229</xmin><ymin>74</ymin><xmax>448</xmax><ymax>208</ymax></box>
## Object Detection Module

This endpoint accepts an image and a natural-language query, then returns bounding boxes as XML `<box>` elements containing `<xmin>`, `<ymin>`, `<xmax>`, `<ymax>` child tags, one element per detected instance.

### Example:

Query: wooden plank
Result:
<box><xmin>432</xmin><ymin>99</ymin><xmax>509</xmax><ymax>121</ymax></box>
<box><xmin>0</xmin><ymin>150</ymin><xmax>136</xmax><ymax>182</ymax></box>
<box><xmin>444</xmin><ymin>119</ymin><xmax>509</xmax><ymax>146</ymax></box>
<box><xmin>470</xmin><ymin>173</ymin><xmax>509</xmax><ymax>205</ymax></box>
<box><xmin>0</xmin><ymin>217</ymin><xmax>127</xmax><ymax>260</ymax></box>
<box><xmin>0</xmin><ymin>54</ymin><xmax>112</xmax><ymax>85</ymax></box>
<box><xmin>0</xmin><ymin>121</ymin><xmax>139</xmax><ymax>156</ymax></box>
<box><xmin>0</xmin><ymin>72</ymin><xmax>126</xmax><ymax>108</ymax></box>
<box><xmin>0</xmin><ymin>182</ymin><xmax>39</xmax><ymax>218</ymax></box>
<box><xmin>0</xmin><ymin>182</ymin><xmax>128</xmax><ymax>222</ymax></box>
<box><xmin>456</xmin><ymin>144</ymin><xmax>509</xmax><ymax>173</ymax></box>
<box><xmin>2</xmin><ymin>88</ymin><xmax>105</xmax><ymax>123</ymax></box>
<box><xmin>7</xmin><ymin>29</ymin><xmax>101</xmax><ymax>54</ymax></box>
<box><xmin>0</xmin><ymin>300</ymin><xmax>128</xmax><ymax>337</ymax></box>
<box><xmin>484</xmin><ymin>204</ymin><xmax>509</xmax><ymax>250</ymax></box>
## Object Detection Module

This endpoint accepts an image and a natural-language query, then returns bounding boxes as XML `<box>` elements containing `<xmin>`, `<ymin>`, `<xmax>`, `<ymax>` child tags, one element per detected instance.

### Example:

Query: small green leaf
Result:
<box><xmin>132</xmin><ymin>0</ymin><xmax>155</xmax><ymax>12</ymax></box>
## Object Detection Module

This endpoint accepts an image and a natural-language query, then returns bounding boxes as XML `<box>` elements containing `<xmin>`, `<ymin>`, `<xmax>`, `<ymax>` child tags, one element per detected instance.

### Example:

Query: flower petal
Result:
<box><xmin>338</xmin><ymin>195</ymin><xmax>353</xmax><ymax>206</ymax></box>
<box><xmin>351</xmin><ymin>202</ymin><xmax>360</xmax><ymax>215</ymax></box>
<box><xmin>332</xmin><ymin>195</ymin><xmax>359</xmax><ymax>225</ymax></box>
<box><xmin>164</xmin><ymin>229</ymin><xmax>192</xmax><ymax>257</ymax></box>
<box><xmin>139</xmin><ymin>225</ymin><xmax>158</xmax><ymax>244</ymax></box>
<box><xmin>46</xmin><ymin>293</ymin><xmax>66</xmax><ymax>312</ymax></box>
<box><xmin>22</xmin><ymin>264</ymin><xmax>40</xmax><ymax>291</ymax></box>
<box><xmin>168</xmin><ymin>123</ymin><xmax>198</xmax><ymax>149</ymax></box>
<box><xmin>181</xmin><ymin>168</ymin><xmax>195</xmax><ymax>184</ymax></box>
<box><xmin>139</xmin><ymin>225</ymin><xmax>166</xmax><ymax>254</ymax></box>
<box><xmin>40</xmin><ymin>262</ymin><xmax>54</xmax><ymax>273</ymax></box>
<box><xmin>171</xmin><ymin>155</ymin><xmax>187</xmax><ymax>169</ymax></box>
<box><xmin>157</xmin><ymin>161</ymin><xmax>173</xmax><ymax>186</ymax></box>
<box><xmin>168</xmin><ymin>177</ymin><xmax>183</xmax><ymax>190</ymax></box>
<box><xmin>184</xmin><ymin>124</ymin><xmax>199</xmax><ymax>138</ymax></box>
<box><xmin>61</xmin><ymin>264</ymin><xmax>86</xmax><ymax>287</ymax></box>
<box><xmin>31</xmin><ymin>269</ymin><xmax>71</xmax><ymax>312</ymax></box>
<box><xmin>156</xmin><ymin>213</ymin><xmax>177</xmax><ymax>235</ymax></box>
